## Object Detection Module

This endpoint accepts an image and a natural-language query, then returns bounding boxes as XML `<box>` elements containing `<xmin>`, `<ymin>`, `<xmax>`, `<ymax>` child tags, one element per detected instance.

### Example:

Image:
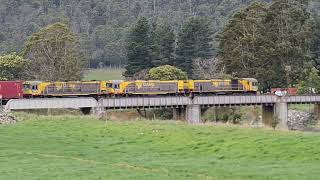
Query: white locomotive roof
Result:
<box><xmin>241</xmin><ymin>78</ymin><xmax>258</xmax><ymax>82</ymax></box>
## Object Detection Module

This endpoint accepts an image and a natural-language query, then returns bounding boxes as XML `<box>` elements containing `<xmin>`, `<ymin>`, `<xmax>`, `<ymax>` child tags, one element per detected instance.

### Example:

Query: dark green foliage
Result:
<box><xmin>218</xmin><ymin>2</ymin><xmax>268</xmax><ymax>78</ymax></box>
<box><xmin>297</xmin><ymin>67</ymin><xmax>320</xmax><ymax>94</ymax></box>
<box><xmin>312</xmin><ymin>15</ymin><xmax>320</xmax><ymax>71</ymax></box>
<box><xmin>1</xmin><ymin>0</ymin><xmax>277</xmax><ymax>68</ymax></box>
<box><xmin>218</xmin><ymin>0</ymin><xmax>314</xmax><ymax>91</ymax></box>
<box><xmin>91</xmin><ymin>25</ymin><xmax>128</xmax><ymax>67</ymax></box>
<box><xmin>150</xmin><ymin>23</ymin><xmax>175</xmax><ymax>66</ymax></box>
<box><xmin>125</xmin><ymin>18</ymin><xmax>176</xmax><ymax>78</ymax></box>
<box><xmin>263</xmin><ymin>0</ymin><xmax>313</xmax><ymax>87</ymax></box>
<box><xmin>124</xmin><ymin>17</ymin><xmax>153</xmax><ymax>78</ymax></box>
<box><xmin>175</xmin><ymin>17</ymin><xmax>214</xmax><ymax>77</ymax></box>
<box><xmin>1</xmin><ymin>0</ymin><xmax>319</xmax><ymax>81</ymax></box>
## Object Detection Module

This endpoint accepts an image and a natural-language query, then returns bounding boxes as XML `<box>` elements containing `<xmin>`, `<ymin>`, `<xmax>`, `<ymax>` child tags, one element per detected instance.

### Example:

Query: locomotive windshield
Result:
<box><xmin>106</xmin><ymin>83</ymin><xmax>120</xmax><ymax>89</ymax></box>
<box><xmin>32</xmin><ymin>85</ymin><xmax>38</xmax><ymax>90</ymax></box>
<box><xmin>23</xmin><ymin>84</ymin><xmax>31</xmax><ymax>90</ymax></box>
<box><xmin>106</xmin><ymin>83</ymin><xmax>113</xmax><ymax>88</ymax></box>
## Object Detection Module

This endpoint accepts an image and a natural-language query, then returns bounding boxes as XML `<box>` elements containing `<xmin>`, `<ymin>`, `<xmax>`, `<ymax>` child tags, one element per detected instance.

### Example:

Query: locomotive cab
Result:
<box><xmin>241</xmin><ymin>78</ymin><xmax>258</xmax><ymax>94</ymax></box>
<box><xmin>106</xmin><ymin>80</ymin><xmax>125</xmax><ymax>95</ymax></box>
<box><xmin>23</xmin><ymin>81</ymin><xmax>42</xmax><ymax>97</ymax></box>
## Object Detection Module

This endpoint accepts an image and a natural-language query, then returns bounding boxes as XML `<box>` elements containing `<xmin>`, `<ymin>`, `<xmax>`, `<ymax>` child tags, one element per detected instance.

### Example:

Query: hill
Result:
<box><xmin>0</xmin><ymin>0</ymin><xmax>273</xmax><ymax>67</ymax></box>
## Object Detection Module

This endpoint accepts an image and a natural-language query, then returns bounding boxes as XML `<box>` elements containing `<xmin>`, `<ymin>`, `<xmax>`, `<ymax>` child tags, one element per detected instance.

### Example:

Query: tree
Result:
<box><xmin>90</xmin><ymin>24</ymin><xmax>128</xmax><ymax>67</ymax></box>
<box><xmin>124</xmin><ymin>17</ymin><xmax>153</xmax><ymax>78</ymax></box>
<box><xmin>151</xmin><ymin>23</ymin><xmax>175</xmax><ymax>66</ymax></box>
<box><xmin>192</xmin><ymin>57</ymin><xmax>220</xmax><ymax>79</ymax></box>
<box><xmin>175</xmin><ymin>17</ymin><xmax>214</xmax><ymax>77</ymax></box>
<box><xmin>263</xmin><ymin>0</ymin><xmax>313</xmax><ymax>88</ymax></box>
<box><xmin>0</xmin><ymin>53</ymin><xmax>28</xmax><ymax>80</ymax></box>
<box><xmin>218</xmin><ymin>0</ymin><xmax>314</xmax><ymax>91</ymax></box>
<box><xmin>217</xmin><ymin>2</ymin><xmax>268</xmax><ymax>78</ymax></box>
<box><xmin>148</xmin><ymin>65</ymin><xmax>187</xmax><ymax>80</ymax></box>
<box><xmin>312</xmin><ymin>15</ymin><xmax>320</xmax><ymax>71</ymax></box>
<box><xmin>297</xmin><ymin>67</ymin><xmax>320</xmax><ymax>94</ymax></box>
<box><xmin>22</xmin><ymin>22</ymin><xmax>86</xmax><ymax>81</ymax></box>
<box><xmin>132</xmin><ymin>69</ymin><xmax>150</xmax><ymax>80</ymax></box>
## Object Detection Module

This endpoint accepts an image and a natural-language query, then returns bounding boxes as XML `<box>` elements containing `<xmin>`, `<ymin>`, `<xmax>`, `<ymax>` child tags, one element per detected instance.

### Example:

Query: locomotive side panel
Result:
<box><xmin>192</xmin><ymin>79</ymin><xmax>254</xmax><ymax>94</ymax></box>
<box><xmin>125</xmin><ymin>81</ymin><xmax>179</xmax><ymax>95</ymax></box>
<box><xmin>193</xmin><ymin>80</ymin><xmax>233</xmax><ymax>92</ymax></box>
<box><xmin>193</xmin><ymin>81</ymin><xmax>214</xmax><ymax>92</ymax></box>
<box><xmin>44</xmin><ymin>82</ymin><xmax>102</xmax><ymax>96</ymax></box>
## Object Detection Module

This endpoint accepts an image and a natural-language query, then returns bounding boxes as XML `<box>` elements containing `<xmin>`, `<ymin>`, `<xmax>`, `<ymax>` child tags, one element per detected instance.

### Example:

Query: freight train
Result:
<box><xmin>0</xmin><ymin>78</ymin><xmax>258</xmax><ymax>101</ymax></box>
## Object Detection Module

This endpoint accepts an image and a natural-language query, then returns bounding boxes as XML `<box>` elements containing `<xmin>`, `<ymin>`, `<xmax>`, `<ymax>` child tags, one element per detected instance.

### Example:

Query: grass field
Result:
<box><xmin>1</xmin><ymin>115</ymin><xmax>320</xmax><ymax>180</ymax></box>
<box><xmin>83</xmin><ymin>68</ymin><xmax>124</xmax><ymax>81</ymax></box>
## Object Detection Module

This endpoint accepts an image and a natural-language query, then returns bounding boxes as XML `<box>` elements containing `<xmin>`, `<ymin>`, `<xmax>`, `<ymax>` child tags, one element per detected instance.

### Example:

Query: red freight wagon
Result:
<box><xmin>0</xmin><ymin>81</ymin><xmax>23</xmax><ymax>100</ymax></box>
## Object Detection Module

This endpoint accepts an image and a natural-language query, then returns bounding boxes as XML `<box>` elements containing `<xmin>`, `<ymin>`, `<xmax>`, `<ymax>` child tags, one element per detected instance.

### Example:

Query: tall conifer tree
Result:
<box><xmin>124</xmin><ymin>17</ymin><xmax>152</xmax><ymax>78</ymax></box>
<box><xmin>151</xmin><ymin>23</ymin><xmax>175</xmax><ymax>66</ymax></box>
<box><xmin>175</xmin><ymin>17</ymin><xmax>213</xmax><ymax>77</ymax></box>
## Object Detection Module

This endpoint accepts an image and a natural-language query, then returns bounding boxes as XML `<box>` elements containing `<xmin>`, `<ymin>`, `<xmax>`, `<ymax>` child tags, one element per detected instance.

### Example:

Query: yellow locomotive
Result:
<box><xmin>23</xmin><ymin>78</ymin><xmax>258</xmax><ymax>97</ymax></box>
<box><xmin>23</xmin><ymin>81</ymin><xmax>107</xmax><ymax>97</ymax></box>
<box><xmin>106</xmin><ymin>78</ymin><xmax>258</xmax><ymax>96</ymax></box>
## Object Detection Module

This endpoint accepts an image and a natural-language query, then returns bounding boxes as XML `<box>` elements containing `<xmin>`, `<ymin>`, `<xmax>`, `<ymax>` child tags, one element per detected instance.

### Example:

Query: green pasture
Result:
<box><xmin>83</xmin><ymin>68</ymin><xmax>124</xmax><ymax>81</ymax></box>
<box><xmin>1</xmin><ymin>115</ymin><xmax>320</xmax><ymax>180</ymax></box>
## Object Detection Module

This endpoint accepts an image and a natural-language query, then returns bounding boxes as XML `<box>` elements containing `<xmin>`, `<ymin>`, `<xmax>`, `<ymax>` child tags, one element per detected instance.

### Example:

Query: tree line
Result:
<box><xmin>125</xmin><ymin>0</ymin><xmax>320</xmax><ymax>92</ymax></box>
<box><xmin>0</xmin><ymin>0</ymin><xmax>274</xmax><ymax>68</ymax></box>
<box><xmin>124</xmin><ymin>16</ymin><xmax>213</xmax><ymax>78</ymax></box>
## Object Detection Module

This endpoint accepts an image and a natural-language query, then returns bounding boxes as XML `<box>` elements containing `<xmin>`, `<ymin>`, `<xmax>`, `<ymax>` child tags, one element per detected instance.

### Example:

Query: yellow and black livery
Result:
<box><xmin>22</xmin><ymin>78</ymin><xmax>258</xmax><ymax>97</ymax></box>
<box><xmin>23</xmin><ymin>81</ymin><xmax>107</xmax><ymax>97</ymax></box>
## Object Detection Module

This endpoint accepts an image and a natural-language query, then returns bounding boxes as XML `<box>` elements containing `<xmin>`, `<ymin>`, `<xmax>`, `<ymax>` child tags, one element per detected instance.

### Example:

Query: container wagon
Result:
<box><xmin>0</xmin><ymin>81</ymin><xmax>23</xmax><ymax>102</ymax></box>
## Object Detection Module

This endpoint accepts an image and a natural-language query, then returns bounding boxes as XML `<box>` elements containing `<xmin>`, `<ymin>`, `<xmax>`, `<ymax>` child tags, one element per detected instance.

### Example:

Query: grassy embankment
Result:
<box><xmin>83</xmin><ymin>68</ymin><xmax>124</xmax><ymax>81</ymax></box>
<box><xmin>1</xmin><ymin>115</ymin><xmax>320</xmax><ymax>180</ymax></box>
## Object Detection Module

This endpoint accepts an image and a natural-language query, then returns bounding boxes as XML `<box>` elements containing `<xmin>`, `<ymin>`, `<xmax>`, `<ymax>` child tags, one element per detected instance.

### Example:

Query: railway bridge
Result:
<box><xmin>4</xmin><ymin>95</ymin><xmax>320</xmax><ymax>129</ymax></box>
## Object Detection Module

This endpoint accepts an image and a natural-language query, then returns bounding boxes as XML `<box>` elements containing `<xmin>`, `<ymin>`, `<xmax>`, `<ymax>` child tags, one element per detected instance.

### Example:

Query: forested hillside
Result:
<box><xmin>0</xmin><ymin>0</ymin><xmax>277</xmax><ymax>67</ymax></box>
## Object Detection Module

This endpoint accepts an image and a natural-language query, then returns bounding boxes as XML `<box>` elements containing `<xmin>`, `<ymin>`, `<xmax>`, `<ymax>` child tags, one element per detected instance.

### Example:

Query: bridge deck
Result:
<box><xmin>4</xmin><ymin>95</ymin><xmax>320</xmax><ymax>111</ymax></box>
<box><xmin>100</xmin><ymin>97</ymin><xmax>191</xmax><ymax>109</ymax></box>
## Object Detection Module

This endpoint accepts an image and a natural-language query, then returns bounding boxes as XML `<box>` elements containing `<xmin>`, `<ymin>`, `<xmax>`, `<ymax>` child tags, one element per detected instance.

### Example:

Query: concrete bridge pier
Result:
<box><xmin>262</xmin><ymin>103</ymin><xmax>288</xmax><ymax>130</ymax></box>
<box><xmin>93</xmin><ymin>99</ymin><xmax>107</xmax><ymax>118</ymax></box>
<box><xmin>186</xmin><ymin>105</ymin><xmax>201</xmax><ymax>124</ymax></box>
<box><xmin>92</xmin><ymin>107</ymin><xmax>107</xmax><ymax>118</ymax></box>
<box><xmin>275</xmin><ymin>102</ymin><xmax>288</xmax><ymax>129</ymax></box>
<box><xmin>314</xmin><ymin>104</ymin><xmax>320</xmax><ymax>120</ymax></box>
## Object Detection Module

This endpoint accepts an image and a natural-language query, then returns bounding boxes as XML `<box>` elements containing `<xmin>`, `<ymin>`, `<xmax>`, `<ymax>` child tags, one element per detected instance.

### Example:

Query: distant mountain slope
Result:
<box><xmin>2</xmin><ymin>0</ymin><xmax>317</xmax><ymax>68</ymax></box>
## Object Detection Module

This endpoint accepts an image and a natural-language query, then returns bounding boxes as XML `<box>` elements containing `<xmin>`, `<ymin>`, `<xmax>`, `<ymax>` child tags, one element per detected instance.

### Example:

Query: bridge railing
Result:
<box><xmin>285</xmin><ymin>96</ymin><xmax>320</xmax><ymax>104</ymax></box>
<box><xmin>100</xmin><ymin>96</ymin><xmax>192</xmax><ymax>108</ymax></box>
<box><xmin>4</xmin><ymin>95</ymin><xmax>320</xmax><ymax>111</ymax></box>
<box><xmin>193</xmin><ymin>95</ymin><xmax>276</xmax><ymax>105</ymax></box>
